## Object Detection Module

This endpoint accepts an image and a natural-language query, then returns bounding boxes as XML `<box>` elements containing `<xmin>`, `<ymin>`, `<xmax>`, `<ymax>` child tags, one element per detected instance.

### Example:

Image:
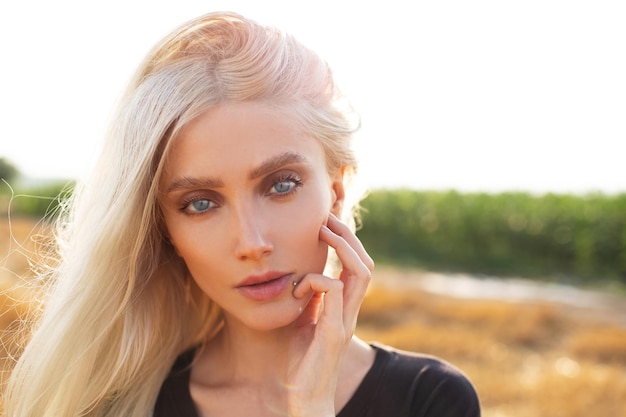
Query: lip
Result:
<box><xmin>236</xmin><ymin>271</ymin><xmax>295</xmax><ymax>301</ymax></box>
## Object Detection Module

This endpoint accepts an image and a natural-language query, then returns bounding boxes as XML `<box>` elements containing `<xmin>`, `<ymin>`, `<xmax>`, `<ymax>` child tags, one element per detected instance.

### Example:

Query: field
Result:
<box><xmin>358</xmin><ymin>268</ymin><xmax>626</xmax><ymax>416</ymax></box>
<box><xmin>1</xmin><ymin>217</ymin><xmax>626</xmax><ymax>416</ymax></box>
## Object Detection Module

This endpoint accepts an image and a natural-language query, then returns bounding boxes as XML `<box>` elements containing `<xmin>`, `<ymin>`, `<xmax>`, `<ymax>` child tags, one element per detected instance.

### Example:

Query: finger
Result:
<box><xmin>319</xmin><ymin>226</ymin><xmax>371</xmax><ymax>332</ymax></box>
<box><xmin>320</xmin><ymin>225</ymin><xmax>372</xmax><ymax>282</ymax></box>
<box><xmin>292</xmin><ymin>274</ymin><xmax>344</xmax><ymax>333</ymax></box>
<box><xmin>292</xmin><ymin>273</ymin><xmax>343</xmax><ymax>300</ymax></box>
<box><xmin>327</xmin><ymin>214</ymin><xmax>375</xmax><ymax>271</ymax></box>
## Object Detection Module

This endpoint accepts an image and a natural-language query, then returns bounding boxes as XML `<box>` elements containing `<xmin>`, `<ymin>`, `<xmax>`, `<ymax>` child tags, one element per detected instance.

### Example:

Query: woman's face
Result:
<box><xmin>160</xmin><ymin>102</ymin><xmax>344</xmax><ymax>331</ymax></box>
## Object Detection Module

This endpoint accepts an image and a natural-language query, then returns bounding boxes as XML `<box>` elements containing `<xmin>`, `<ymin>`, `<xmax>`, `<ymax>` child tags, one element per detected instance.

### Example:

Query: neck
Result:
<box><xmin>198</xmin><ymin>314</ymin><xmax>295</xmax><ymax>385</ymax></box>
<box><xmin>190</xmin><ymin>315</ymin><xmax>376</xmax><ymax>416</ymax></box>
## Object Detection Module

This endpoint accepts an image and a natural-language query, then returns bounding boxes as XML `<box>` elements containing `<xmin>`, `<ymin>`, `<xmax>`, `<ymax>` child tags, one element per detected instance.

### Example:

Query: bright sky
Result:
<box><xmin>1</xmin><ymin>0</ymin><xmax>624</xmax><ymax>194</ymax></box>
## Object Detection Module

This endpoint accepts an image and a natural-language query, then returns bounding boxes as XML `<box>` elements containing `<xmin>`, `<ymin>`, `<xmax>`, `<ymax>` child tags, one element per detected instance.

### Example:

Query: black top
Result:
<box><xmin>153</xmin><ymin>343</ymin><xmax>481</xmax><ymax>416</ymax></box>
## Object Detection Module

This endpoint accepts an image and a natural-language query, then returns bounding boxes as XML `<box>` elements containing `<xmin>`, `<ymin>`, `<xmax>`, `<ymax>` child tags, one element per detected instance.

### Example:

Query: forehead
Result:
<box><xmin>163</xmin><ymin>102</ymin><xmax>327</xmax><ymax>181</ymax></box>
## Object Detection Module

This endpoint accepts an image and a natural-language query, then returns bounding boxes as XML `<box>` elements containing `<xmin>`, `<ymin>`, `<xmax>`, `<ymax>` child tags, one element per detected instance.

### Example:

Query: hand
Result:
<box><xmin>286</xmin><ymin>214</ymin><xmax>374</xmax><ymax>417</ymax></box>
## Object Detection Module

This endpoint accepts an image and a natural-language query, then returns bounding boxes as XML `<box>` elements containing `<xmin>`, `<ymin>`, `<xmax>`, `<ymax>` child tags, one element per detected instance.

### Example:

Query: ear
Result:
<box><xmin>330</xmin><ymin>167</ymin><xmax>346</xmax><ymax>217</ymax></box>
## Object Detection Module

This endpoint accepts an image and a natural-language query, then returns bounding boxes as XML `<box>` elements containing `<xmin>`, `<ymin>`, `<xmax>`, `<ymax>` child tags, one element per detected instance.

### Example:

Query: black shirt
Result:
<box><xmin>154</xmin><ymin>343</ymin><xmax>481</xmax><ymax>416</ymax></box>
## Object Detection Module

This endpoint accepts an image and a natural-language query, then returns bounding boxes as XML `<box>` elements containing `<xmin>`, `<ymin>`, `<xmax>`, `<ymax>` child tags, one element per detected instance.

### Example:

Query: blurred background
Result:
<box><xmin>1</xmin><ymin>1</ymin><xmax>625</xmax><ymax>416</ymax></box>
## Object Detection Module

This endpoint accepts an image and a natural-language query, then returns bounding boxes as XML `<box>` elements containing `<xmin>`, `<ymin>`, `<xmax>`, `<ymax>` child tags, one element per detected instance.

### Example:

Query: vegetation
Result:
<box><xmin>357</xmin><ymin>189</ymin><xmax>626</xmax><ymax>285</ymax></box>
<box><xmin>0</xmin><ymin>157</ymin><xmax>74</xmax><ymax>220</ymax></box>
<box><xmin>2</xmin><ymin>157</ymin><xmax>625</xmax><ymax>415</ymax></box>
<box><xmin>1</xmin><ymin>181</ymin><xmax>74</xmax><ymax>219</ymax></box>
<box><xmin>1</xmin><ymin>219</ymin><xmax>624</xmax><ymax>417</ymax></box>
<box><xmin>0</xmin><ymin>158</ymin><xmax>18</xmax><ymax>184</ymax></box>
<box><xmin>357</xmin><ymin>266</ymin><xmax>626</xmax><ymax>417</ymax></box>
<box><xmin>2</xmin><ymin>158</ymin><xmax>626</xmax><ymax>286</ymax></box>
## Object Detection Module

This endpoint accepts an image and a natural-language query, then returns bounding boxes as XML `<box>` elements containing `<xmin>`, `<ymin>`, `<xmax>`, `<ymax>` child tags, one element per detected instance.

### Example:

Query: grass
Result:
<box><xmin>0</xmin><ymin>217</ymin><xmax>50</xmax><ymax>379</ymax></box>
<box><xmin>1</xmin><ymin>217</ymin><xmax>625</xmax><ymax>416</ymax></box>
<box><xmin>357</xmin><ymin>267</ymin><xmax>626</xmax><ymax>417</ymax></box>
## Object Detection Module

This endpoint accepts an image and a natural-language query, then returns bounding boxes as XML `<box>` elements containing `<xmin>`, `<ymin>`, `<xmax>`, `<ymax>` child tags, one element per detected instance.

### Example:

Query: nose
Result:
<box><xmin>232</xmin><ymin>204</ymin><xmax>273</xmax><ymax>261</ymax></box>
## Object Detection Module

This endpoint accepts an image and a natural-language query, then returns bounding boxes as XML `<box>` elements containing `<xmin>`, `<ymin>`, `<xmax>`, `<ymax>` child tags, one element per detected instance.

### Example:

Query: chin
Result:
<box><xmin>234</xmin><ymin>299</ymin><xmax>308</xmax><ymax>332</ymax></box>
<box><xmin>242</xmin><ymin>315</ymin><xmax>300</xmax><ymax>333</ymax></box>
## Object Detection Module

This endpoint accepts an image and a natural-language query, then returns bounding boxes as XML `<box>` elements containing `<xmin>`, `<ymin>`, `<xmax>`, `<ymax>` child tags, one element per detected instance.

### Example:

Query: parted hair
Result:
<box><xmin>4</xmin><ymin>11</ymin><xmax>360</xmax><ymax>417</ymax></box>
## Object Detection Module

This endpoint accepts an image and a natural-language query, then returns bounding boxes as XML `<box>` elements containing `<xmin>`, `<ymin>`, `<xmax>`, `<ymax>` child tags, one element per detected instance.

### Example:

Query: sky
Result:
<box><xmin>0</xmin><ymin>0</ymin><xmax>624</xmax><ymax>194</ymax></box>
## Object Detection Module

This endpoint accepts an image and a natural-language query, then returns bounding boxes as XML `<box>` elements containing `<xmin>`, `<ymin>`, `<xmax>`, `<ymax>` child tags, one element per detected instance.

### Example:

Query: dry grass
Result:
<box><xmin>1</xmin><ymin>217</ymin><xmax>625</xmax><ymax>416</ymax></box>
<box><xmin>0</xmin><ymin>217</ymin><xmax>50</xmax><ymax>381</ymax></box>
<box><xmin>358</xmin><ymin>266</ymin><xmax>626</xmax><ymax>417</ymax></box>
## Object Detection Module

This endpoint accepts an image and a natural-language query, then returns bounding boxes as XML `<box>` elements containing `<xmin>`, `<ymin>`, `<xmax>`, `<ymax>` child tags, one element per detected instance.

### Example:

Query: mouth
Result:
<box><xmin>236</xmin><ymin>272</ymin><xmax>295</xmax><ymax>301</ymax></box>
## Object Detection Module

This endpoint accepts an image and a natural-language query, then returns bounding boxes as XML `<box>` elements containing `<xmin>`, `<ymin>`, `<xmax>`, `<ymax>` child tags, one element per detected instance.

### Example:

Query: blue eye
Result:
<box><xmin>272</xmin><ymin>180</ymin><xmax>295</xmax><ymax>194</ymax></box>
<box><xmin>268</xmin><ymin>174</ymin><xmax>303</xmax><ymax>196</ymax></box>
<box><xmin>184</xmin><ymin>198</ymin><xmax>215</xmax><ymax>214</ymax></box>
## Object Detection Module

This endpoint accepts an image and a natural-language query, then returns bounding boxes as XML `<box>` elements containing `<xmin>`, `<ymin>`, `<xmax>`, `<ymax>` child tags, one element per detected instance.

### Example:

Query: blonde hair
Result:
<box><xmin>4</xmin><ymin>11</ymin><xmax>360</xmax><ymax>417</ymax></box>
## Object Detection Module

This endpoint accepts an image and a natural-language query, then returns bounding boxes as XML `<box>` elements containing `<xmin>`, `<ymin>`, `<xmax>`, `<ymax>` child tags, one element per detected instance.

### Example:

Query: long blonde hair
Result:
<box><xmin>4</xmin><ymin>12</ymin><xmax>359</xmax><ymax>417</ymax></box>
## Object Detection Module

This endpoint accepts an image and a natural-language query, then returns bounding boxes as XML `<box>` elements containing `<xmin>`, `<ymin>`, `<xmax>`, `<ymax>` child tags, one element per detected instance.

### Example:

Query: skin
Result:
<box><xmin>160</xmin><ymin>101</ymin><xmax>375</xmax><ymax>417</ymax></box>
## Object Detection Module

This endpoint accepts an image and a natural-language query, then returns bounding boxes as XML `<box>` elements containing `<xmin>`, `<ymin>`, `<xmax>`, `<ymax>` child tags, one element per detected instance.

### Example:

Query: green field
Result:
<box><xmin>358</xmin><ymin>189</ymin><xmax>626</xmax><ymax>285</ymax></box>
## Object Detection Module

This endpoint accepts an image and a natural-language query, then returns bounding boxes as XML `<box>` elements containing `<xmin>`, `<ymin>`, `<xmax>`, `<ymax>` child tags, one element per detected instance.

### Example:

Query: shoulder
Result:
<box><xmin>370</xmin><ymin>343</ymin><xmax>481</xmax><ymax>417</ymax></box>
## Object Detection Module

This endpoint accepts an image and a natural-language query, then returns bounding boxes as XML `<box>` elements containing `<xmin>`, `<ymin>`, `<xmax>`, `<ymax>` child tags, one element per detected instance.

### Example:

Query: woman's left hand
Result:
<box><xmin>287</xmin><ymin>213</ymin><xmax>374</xmax><ymax>417</ymax></box>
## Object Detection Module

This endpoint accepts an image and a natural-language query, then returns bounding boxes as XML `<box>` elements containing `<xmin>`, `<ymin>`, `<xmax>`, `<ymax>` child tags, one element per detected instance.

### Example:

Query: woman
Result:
<box><xmin>5</xmin><ymin>12</ymin><xmax>480</xmax><ymax>417</ymax></box>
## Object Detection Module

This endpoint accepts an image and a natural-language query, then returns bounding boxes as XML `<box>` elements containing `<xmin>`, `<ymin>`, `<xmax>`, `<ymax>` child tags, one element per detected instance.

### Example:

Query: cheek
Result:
<box><xmin>166</xmin><ymin>220</ymin><xmax>220</xmax><ymax>269</ymax></box>
<box><xmin>280</xmin><ymin>202</ymin><xmax>329</xmax><ymax>271</ymax></box>
<box><xmin>288</xmin><ymin>224</ymin><xmax>328</xmax><ymax>275</ymax></box>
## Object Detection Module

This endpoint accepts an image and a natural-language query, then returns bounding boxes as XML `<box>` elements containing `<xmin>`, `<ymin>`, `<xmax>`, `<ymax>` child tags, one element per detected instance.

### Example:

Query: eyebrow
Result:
<box><xmin>248</xmin><ymin>151</ymin><xmax>307</xmax><ymax>180</ymax></box>
<box><xmin>166</xmin><ymin>151</ymin><xmax>308</xmax><ymax>193</ymax></box>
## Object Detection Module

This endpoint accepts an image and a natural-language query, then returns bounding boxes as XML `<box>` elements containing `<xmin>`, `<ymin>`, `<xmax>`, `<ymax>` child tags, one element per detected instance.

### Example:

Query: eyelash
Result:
<box><xmin>179</xmin><ymin>196</ymin><xmax>218</xmax><ymax>216</ymax></box>
<box><xmin>178</xmin><ymin>173</ymin><xmax>303</xmax><ymax>216</ymax></box>
<box><xmin>267</xmin><ymin>174</ymin><xmax>303</xmax><ymax>197</ymax></box>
